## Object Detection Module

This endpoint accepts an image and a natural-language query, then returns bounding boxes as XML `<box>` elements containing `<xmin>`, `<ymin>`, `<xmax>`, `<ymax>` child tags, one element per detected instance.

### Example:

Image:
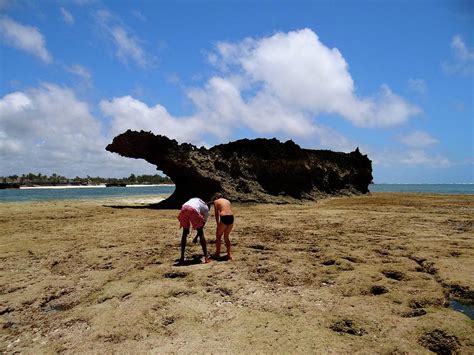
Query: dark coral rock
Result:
<box><xmin>382</xmin><ymin>269</ymin><xmax>406</xmax><ymax>281</ymax></box>
<box><xmin>418</xmin><ymin>329</ymin><xmax>460</xmax><ymax>354</ymax></box>
<box><xmin>106</xmin><ymin>130</ymin><xmax>373</xmax><ymax>208</ymax></box>
<box><xmin>330</xmin><ymin>319</ymin><xmax>366</xmax><ymax>336</ymax></box>
<box><xmin>370</xmin><ymin>285</ymin><xmax>389</xmax><ymax>295</ymax></box>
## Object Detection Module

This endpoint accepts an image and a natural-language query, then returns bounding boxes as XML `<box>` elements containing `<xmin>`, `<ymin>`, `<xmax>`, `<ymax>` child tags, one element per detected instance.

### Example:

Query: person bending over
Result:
<box><xmin>177</xmin><ymin>197</ymin><xmax>210</xmax><ymax>264</ymax></box>
<box><xmin>212</xmin><ymin>193</ymin><xmax>234</xmax><ymax>260</ymax></box>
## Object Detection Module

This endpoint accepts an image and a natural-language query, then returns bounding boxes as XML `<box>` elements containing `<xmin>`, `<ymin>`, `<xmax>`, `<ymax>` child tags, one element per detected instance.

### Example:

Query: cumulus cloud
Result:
<box><xmin>399</xmin><ymin>130</ymin><xmax>438</xmax><ymax>148</ymax></box>
<box><xmin>96</xmin><ymin>9</ymin><xmax>152</xmax><ymax>68</ymax></box>
<box><xmin>60</xmin><ymin>7</ymin><xmax>74</xmax><ymax>26</ymax></box>
<box><xmin>100</xmin><ymin>96</ymin><xmax>208</xmax><ymax>142</ymax></box>
<box><xmin>443</xmin><ymin>34</ymin><xmax>474</xmax><ymax>76</ymax></box>
<box><xmin>198</xmin><ymin>29</ymin><xmax>420</xmax><ymax>129</ymax></box>
<box><xmin>0</xmin><ymin>15</ymin><xmax>52</xmax><ymax>63</ymax></box>
<box><xmin>99</xmin><ymin>29</ymin><xmax>419</xmax><ymax>153</ymax></box>
<box><xmin>0</xmin><ymin>84</ymin><xmax>156</xmax><ymax>176</ymax></box>
<box><xmin>0</xmin><ymin>29</ymin><xmax>426</xmax><ymax>176</ymax></box>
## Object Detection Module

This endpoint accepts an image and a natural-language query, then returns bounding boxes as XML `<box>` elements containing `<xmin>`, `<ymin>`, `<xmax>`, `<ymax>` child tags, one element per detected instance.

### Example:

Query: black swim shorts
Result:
<box><xmin>220</xmin><ymin>215</ymin><xmax>234</xmax><ymax>225</ymax></box>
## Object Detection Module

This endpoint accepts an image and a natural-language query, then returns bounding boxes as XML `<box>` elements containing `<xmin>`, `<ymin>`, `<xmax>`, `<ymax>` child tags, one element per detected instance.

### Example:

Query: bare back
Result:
<box><xmin>214</xmin><ymin>198</ymin><xmax>233</xmax><ymax>217</ymax></box>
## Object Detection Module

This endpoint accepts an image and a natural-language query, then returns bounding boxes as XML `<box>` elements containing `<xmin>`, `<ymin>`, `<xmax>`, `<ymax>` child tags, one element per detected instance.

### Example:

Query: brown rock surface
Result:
<box><xmin>106</xmin><ymin>130</ymin><xmax>373</xmax><ymax>208</ymax></box>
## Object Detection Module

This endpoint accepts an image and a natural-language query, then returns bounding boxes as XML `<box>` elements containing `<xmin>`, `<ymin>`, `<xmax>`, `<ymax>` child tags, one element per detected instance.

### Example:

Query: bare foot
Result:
<box><xmin>227</xmin><ymin>254</ymin><xmax>233</xmax><ymax>261</ymax></box>
<box><xmin>202</xmin><ymin>256</ymin><xmax>211</xmax><ymax>263</ymax></box>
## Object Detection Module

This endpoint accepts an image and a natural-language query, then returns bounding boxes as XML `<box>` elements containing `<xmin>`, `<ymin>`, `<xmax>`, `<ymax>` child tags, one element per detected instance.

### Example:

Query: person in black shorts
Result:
<box><xmin>212</xmin><ymin>193</ymin><xmax>234</xmax><ymax>260</ymax></box>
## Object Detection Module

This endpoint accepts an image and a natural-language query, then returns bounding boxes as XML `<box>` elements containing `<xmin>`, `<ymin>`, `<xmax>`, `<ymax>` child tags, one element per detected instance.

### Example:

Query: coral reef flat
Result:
<box><xmin>1</xmin><ymin>193</ymin><xmax>473</xmax><ymax>353</ymax></box>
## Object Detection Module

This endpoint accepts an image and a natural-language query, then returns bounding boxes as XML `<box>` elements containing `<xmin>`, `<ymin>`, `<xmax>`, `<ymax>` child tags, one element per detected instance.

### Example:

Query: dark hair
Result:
<box><xmin>212</xmin><ymin>192</ymin><xmax>223</xmax><ymax>201</ymax></box>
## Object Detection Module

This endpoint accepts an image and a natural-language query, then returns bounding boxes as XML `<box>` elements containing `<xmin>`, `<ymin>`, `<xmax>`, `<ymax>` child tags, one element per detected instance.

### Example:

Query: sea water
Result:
<box><xmin>369</xmin><ymin>184</ymin><xmax>473</xmax><ymax>195</ymax></box>
<box><xmin>0</xmin><ymin>185</ymin><xmax>176</xmax><ymax>203</ymax></box>
<box><xmin>1</xmin><ymin>184</ymin><xmax>473</xmax><ymax>203</ymax></box>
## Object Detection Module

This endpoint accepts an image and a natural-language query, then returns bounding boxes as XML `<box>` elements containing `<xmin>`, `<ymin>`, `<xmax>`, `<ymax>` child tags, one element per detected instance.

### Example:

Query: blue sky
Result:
<box><xmin>0</xmin><ymin>0</ymin><xmax>472</xmax><ymax>182</ymax></box>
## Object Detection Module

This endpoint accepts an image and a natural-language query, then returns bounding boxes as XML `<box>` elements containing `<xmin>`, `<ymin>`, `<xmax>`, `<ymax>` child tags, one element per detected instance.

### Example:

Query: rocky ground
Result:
<box><xmin>1</xmin><ymin>193</ymin><xmax>473</xmax><ymax>353</ymax></box>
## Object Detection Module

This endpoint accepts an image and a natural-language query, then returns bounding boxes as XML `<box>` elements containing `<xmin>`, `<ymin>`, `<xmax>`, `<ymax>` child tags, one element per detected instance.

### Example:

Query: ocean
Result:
<box><xmin>368</xmin><ymin>183</ymin><xmax>473</xmax><ymax>195</ymax></box>
<box><xmin>0</xmin><ymin>185</ymin><xmax>176</xmax><ymax>203</ymax></box>
<box><xmin>0</xmin><ymin>184</ymin><xmax>472</xmax><ymax>203</ymax></box>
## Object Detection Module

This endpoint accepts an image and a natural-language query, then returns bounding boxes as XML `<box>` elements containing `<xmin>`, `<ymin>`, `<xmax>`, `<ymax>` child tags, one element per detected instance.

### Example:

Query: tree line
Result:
<box><xmin>0</xmin><ymin>173</ymin><xmax>173</xmax><ymax>186</ymax></box>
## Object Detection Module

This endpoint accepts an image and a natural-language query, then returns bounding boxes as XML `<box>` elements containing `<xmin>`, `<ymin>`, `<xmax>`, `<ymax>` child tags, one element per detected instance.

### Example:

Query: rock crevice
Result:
<box><xmin>106</xmin><ymin>130</ymin><xmax>373</xmax><ymax>208</ymax></box>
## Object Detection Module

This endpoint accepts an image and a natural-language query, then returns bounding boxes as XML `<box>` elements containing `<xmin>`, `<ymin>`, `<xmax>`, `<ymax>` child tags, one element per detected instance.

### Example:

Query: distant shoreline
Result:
<box><xmin>18</xmin><ymin>184</ymin><xmax>175</xmax><ymax>190</ymax></box>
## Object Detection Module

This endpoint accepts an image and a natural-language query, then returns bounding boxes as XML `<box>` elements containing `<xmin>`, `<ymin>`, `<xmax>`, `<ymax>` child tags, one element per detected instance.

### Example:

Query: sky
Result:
<box><xmin>0</xmin><ymin>0</ymin><xmax>473</xmax><ymax>183</ymax></box>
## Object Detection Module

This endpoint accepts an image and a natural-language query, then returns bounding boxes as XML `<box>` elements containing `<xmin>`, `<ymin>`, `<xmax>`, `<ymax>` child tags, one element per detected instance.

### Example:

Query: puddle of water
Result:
<box><xmin>449</xmin><ymin>299</ymin><xmax>474</xmax><ymax>320</ymax></box>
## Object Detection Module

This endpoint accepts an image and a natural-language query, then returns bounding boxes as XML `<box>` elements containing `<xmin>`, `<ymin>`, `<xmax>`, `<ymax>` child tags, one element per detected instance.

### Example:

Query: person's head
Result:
<box><xmin>212</xmin><ymin>192</ymin><xmax>223</xmax><ymax>201</ymax></box>
<box><xmin>206</xmin><ymin>192</ymin><xmax>222</xmax><ymax>207</ymax></box>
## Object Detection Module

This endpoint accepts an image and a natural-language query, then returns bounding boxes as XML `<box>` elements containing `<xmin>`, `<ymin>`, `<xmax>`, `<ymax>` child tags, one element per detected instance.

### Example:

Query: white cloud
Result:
<box><xmin>452</xmin><ymin>35</ymin><xmax>474</xmax><ymax>61</ymax></box>
<box><xmin>0</xmin><ymin>29</ymin><xmax>430</xmax><ymax>176</ymax></box>
<box><xmin>110</xmin><ymin>27</ymin><xmax>147</xmax><ymax>66</ymax></box>
<box><xmin>311</xmin><ymin>125</ymin><xmax>356</xmax><ymax>153</ymax></box>
<box><xmin>96</xmin><ymin>9</ymin><xmax>152</xmax><ymax>68</ymax></box>
<box><xmin>100</xmin><ymin>96</ymin><xmax>207</xmax><ymax>142</ymax></box>
<box><xmin>399</xmin><ymin>130</ymin><xmax>438</xmax><ymax>148</ymax></box>
<box><xmin>60</xmin><ymin>7</ymin><xmax>74</xmax><ymax>26</ymax></box>
<box><xmin>400</xmin><ymin>150</ymin><xmax>451</xmax><ymax>167</ymax></box>
<box><xmin>443</xmin><ymin>34</ymin><xmax>474</xmax><ymax>76</ymax></box>
<box><xmin>0</xmin><ymin>84</ymin><xmax>156</xmax><ymax>177</ymax></box>
<box><xmin>187</xmin><ymin>76</ymin><xmax>316</xmax><ymax>138</ymax></box>
<box><xmin>0</xmin><ymin>15</ymin><xmax>52</xmax><ymax>63</ymax></box>
<box><xmin>65</xmin><ymin>64</ymin><xmax>91</xmax><ymax>80</ymax></box>
<box><xmin>65</xmin><ymin>64</ymin><xmax>92</xmax><ymax>88</ymax></box>
<box><xmin>408</xmin><ymin>78</ymin><xmax>427</xmax><ymax>95</ymax></box>
<box><xmin>199</xmin><ymin>29</ymin><xmax>420</xmax><ymax>129</ymax></box>
<box><xmin>372</xmin><ymin>148</ymin><xmax>451</xmax><ymax>168</ymax></box>
<box><xmin>98</xmin><ymin>29</ymin><xmax>418</xmax><ymax>154</ymax></box>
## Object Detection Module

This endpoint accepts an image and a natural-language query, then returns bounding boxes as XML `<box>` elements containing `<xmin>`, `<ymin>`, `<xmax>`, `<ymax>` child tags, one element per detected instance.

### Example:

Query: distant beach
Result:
<box><xmin>18</xmin><ymin>184</ymin><xmax>175</xmax><ymax>189</ymax></box>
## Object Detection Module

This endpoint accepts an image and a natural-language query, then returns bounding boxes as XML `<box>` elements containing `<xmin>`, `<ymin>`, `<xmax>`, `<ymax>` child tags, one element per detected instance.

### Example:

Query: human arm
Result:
<box><xmin>214</xmin><ymin>201</ymin><xmax>220</xmax><ymax>224</ymax></box>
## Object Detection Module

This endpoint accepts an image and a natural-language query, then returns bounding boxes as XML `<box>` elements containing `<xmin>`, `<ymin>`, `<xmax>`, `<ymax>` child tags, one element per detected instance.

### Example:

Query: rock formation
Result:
<box><xmin>106</xmin><ymin>130</ymin><xmax>373</xmax><ymax>208</ymax></box>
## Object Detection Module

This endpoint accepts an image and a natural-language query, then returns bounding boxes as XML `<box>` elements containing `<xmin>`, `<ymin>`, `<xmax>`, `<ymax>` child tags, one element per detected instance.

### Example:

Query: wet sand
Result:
<box><xmin>1</xmin><ymin>193</ymin><xmax>473</xmax><ymax>353</ymax></box>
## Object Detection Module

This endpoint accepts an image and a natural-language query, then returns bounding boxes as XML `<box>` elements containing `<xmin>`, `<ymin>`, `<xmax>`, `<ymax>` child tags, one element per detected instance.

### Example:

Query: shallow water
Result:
<box><xmin>449</xmin><ymin>300</ymin><xmax>474</xmax><ymax>320</ymax></box>
<box><xmin>1</xmin><ymin>184</ymin><xmax>472</xmax><ymax>203</ymax></box>
<box><xmin>0</xmin><ymin>185</ymin><xmax>175</xmax><ymax>203</ymax></box>
<box><xmin>369</xmin><ymin>184</ymin><xmax>473</xmax><ymax>194</ymax></box>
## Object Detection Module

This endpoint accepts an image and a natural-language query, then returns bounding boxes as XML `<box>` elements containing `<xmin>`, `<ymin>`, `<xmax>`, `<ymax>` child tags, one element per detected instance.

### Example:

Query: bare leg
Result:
<box><xmin>180</xmin><ymin>228</ymin><xmax>189</xmax><ymax>263</ymax></box>
<box><xmin>197</xmin><ymin>228</ymin><xmax>209</xmax><ymax>262</ymax></box>
<box><xmin>224</xmin><ymin>224</ymin><xmax>233</xmax><ymax>260</ymax></box>
<box><xmin>214</xmin><ymin>223</ymin><xmax>226</xmax><ymax>257</ymax></box>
